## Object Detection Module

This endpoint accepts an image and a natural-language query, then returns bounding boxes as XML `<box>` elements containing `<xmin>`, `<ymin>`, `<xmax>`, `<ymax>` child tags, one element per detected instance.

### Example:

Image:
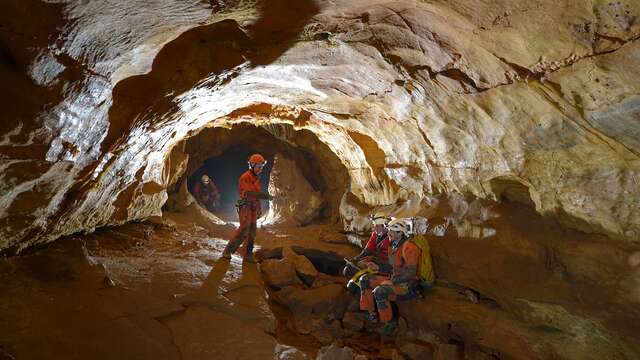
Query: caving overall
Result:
<box><xmin>223</xmin><ymin>169</ymin><xmax>262</xmax><ymax>257</ymax></box>
<box><xmin>358</xmin><ymin>236</ymin><xmax>420</xmax><ymax>323</ymax></box>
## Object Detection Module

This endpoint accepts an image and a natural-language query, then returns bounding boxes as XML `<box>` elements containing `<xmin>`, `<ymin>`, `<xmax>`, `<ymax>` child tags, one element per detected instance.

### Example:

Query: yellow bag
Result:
<box><xmin>408</xmin><ymin>235</ymin><xmax>435</xmax><ymax>285</ymax></box>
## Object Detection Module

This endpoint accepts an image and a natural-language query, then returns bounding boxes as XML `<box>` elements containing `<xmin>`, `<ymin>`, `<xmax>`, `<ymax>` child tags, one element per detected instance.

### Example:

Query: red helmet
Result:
<box><xmin>248</xmin><ymin>153</ymin><xmax>266</xmax><ymax>164</ymax></box>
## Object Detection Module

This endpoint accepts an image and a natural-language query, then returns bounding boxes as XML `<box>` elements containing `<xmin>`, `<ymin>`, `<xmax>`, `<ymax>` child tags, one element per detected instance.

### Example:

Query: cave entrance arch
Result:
<box><xmin>166</xmin><ymin>122</ymin><xmax>349</xmax><ymax>227</ymax></box>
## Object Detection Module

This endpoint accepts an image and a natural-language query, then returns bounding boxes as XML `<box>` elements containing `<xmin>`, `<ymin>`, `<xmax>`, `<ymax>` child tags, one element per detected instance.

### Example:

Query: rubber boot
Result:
<box><xmin>379</xmin><ymin>318</ymin><xmax>397</xmax><ymax>338</ymax></box>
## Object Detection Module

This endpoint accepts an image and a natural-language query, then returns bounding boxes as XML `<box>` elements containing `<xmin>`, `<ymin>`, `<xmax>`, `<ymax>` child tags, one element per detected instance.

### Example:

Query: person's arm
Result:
<box><xmin>353</xmin><ymin>233</ymin><xmax>376</xmax><ymax>261</ymax></box>
<box><xmin>352</xmin><ymin>248</ymin><xmax>372</xmax><ymax>262</ymax></box>
<box><xmin>391</xmin><ymin>242</ymin><xmax>420</xmax><ymax>284</ymax></box>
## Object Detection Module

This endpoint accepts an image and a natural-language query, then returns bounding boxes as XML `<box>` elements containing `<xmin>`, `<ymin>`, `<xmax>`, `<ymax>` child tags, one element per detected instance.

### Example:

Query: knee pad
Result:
<box><xmin>373</xmin><ymin>285</ymin><xmax>393</xmax><ymax>306</ymax></box>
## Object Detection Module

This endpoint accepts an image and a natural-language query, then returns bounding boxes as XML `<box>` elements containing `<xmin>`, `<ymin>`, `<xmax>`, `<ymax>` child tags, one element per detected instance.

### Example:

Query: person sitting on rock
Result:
<box><xmin>358</xmin><ymin>218</ymin><xmax>420</xmax><ymax>337</ymax></box>
<box><xmin>344</xmin><ymin>215</ymin><xmax>392</xmax><ymax>283</ymax></box>
<box><xmin>193</xmin><ymin>174</ymin><xmax>220</xmax><ymax>212</ymax></box>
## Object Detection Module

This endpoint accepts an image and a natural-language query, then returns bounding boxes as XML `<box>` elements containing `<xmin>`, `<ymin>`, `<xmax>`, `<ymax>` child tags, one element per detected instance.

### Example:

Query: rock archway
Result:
<box><xmin>164</xmin><ymin>122</ymin><xmax>350</xmax><ymax>226</ymax></box>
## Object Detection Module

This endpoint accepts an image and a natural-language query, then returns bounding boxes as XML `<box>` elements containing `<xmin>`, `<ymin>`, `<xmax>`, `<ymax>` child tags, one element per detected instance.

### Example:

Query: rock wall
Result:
<box><xmin>264</xmin><ymin>154</ymin><xmax>324</xmax><ymax>226</ymax></box>
<box><xmin>1</xmin><ymin>0</ymin><xmax>639</xmax><ymax>249</ymax></box>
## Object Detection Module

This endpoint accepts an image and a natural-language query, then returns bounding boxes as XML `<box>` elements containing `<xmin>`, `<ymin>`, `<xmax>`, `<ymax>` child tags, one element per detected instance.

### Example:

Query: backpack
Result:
<box><xmin>407</xmin><ymin>234</ymin><xmax>435</xmax><ymax>286</ymax></box>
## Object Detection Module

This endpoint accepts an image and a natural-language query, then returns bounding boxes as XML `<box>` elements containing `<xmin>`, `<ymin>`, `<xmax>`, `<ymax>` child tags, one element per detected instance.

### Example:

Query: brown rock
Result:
<box><xmin>342</xmin><ymin>311</ymin><xmax>364</xmax><ymax>333</ymax></box>
<box><xmin>316</xmin><ymin>344</ymin><xmax>357</xmax><ymax>360</ymax></box>
<box><xmin>264</xmin><ymin>154</ymin><xmax>324</xmax><ymax>226</ymax></box>
<box><xmin>312</xmin><ymin>273</ymin><xmax>343</xmax><ymax>288</ymax></box>
<box><xmin>292</xmin><ymin>253</ymin><xmax>318</xmax><ymax>287</ymax></box>
<box><xmin>327</xmin><ymin>319</ymin><xmax>344</xmax><ymax>339</ymax></box>
<box><xmin>259</xmin><ymin>258</ymin><xmax>299</xmax><ymax>289</ymax></box>
<box><xmin>255</xmin><ymin>247</ymin><xmax>283</xmax><ymax>262</ymax></box>
<box><xmin>273</xmin><ymin>284</ymin><xmax>349</xmax><ymax>321</ymax></box>
<box><xmin>312</xmin><ymin>329</ymin><xmax>334</xmax><ymax>346</ymax></box>
<box><xmin>434</xmin><ymin>344</ymin><xmax>459</xmax><ymax>360</ymax></box>
<box><xmin>398</xmin><ymin>342</ymin><xmax>435</xmax><ymax>360</ymax></box>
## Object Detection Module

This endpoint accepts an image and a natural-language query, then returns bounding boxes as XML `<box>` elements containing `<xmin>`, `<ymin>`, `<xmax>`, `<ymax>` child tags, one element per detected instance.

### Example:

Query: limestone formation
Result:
<box><xmin>2</xmin><ymin>0</ymin><xmax>639</xmax><ymax>253</ymax></box>
<box><xmin>264</xmin><ymin>153</ymin><xmax>324</xmax><ymax>226</ymax></box>
<box><xmin>2</xmin><ymin>0</ymin><xmax>640</xmax><ymax>359</ymax></box>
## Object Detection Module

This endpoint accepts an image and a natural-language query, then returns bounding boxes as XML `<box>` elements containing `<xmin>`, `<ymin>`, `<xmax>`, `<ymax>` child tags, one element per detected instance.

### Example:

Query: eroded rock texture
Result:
<box><xmin>2</xmin><ymin>0</ymin><xmax>639</xmax><ymax>252</ymax></box>
<box><xmin>1</xmin><ymin>0</ymin><xmax>640</xmax><ymax>357</ymax></box>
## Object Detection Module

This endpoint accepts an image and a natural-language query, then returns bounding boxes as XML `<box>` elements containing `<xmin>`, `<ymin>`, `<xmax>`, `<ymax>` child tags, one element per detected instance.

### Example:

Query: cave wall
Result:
<box><xmin>1</xmin><ymin>0</ymin><xmax>639</xmax><ymax>252</ymax></box>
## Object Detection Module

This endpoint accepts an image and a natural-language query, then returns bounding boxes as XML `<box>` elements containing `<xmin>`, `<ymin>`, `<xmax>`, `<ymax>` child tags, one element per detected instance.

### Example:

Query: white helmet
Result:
<box><xmin>201</xmin><ymin>174</ymin><xmax>210</xmax><ymax>183</ymax></box>
<box><xmin>370</xmin><ymin>214</ymin><xmax>390</xmax><ymax>226</ymax></box>
<box><xmin>387</xmin><ymin>218</ymin><xmax>410</xmax><ymax>237</ymax></box>
<box><xmin>411</xmin><ymin>217</ymin><xmax>429</xmax><ymax>236</ymax></box>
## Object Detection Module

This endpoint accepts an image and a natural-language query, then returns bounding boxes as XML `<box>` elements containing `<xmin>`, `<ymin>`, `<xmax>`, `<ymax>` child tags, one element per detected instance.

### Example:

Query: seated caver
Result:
<box><xmin>344</xmin><ymin>215</ymin><xmax>392</xmax><ymax>277</ymax></box>
<box><xmin>358</xmin><ymin>218</ymin><xmax>420</xmax><ymax>337</ymax></box>
<box><xmin>343</xmin><ymin>215</ymin><xmax>392</xmax><ymax>295</ymax></box>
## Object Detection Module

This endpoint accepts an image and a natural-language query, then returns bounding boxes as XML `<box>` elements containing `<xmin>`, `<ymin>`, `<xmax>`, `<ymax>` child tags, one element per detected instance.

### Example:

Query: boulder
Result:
<box><xmin>398</xmin><ymin>342</ymin><xmax>435</xmax><ymax>360</ymax></box>
<box><xmin>434</xmin><ymin>344</ymin><xmax>459</xmax><ymax>360</ymax></box>
<box><xmin>259</xmin><ymin>258</ymin><xmax>299</xmax><ymax>289</ymax></box>
<box><xmin>255</xmin><ymin>247</ymin><xmax>283</xmax><ymax>262</ymax></box>
<box><xmin>341</xmin><ymin>311</ymin><xmax>364</xmax><ymax>333</ymax></box>
<box><xmin>312</xmin><ymin>273</ymin><xmax>343</xmax><ymax>288</ymax></box>
<box><xmin>292</xmin><ymin>252</ymin><xmax>318</xmax><ymax>287</ymax></box>
<box><xmin>316</xmin><ymin>345</ymin><xmax>358</xmax><ymax>360</ymax></box>
<box><xmin>273</xmin><ymin>284</ymin><xmax>349</xmax><ymax>320</ymax></box>
<box><xmin>276</xmin><ymin>344</ymin><xmax>308</xmax><ymax>360</ymax></box>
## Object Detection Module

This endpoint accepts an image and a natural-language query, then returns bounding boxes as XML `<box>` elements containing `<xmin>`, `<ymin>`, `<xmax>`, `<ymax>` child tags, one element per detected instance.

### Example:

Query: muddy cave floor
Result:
<box><xmin>0</xmin><ymin>210</ymin><xmax>407</xmax><ymax>360</ymax></box>
<box><xmin>5</xmin><ymin>202</ymin><xmax>633</xmax><ymax>360</ymax></box>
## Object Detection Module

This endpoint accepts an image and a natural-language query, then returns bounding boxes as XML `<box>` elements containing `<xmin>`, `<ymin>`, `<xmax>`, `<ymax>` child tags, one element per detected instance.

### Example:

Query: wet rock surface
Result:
<box><xmin>2</xmin><ymin>0</ymin><xmax>640</xmax><ymax>359</ymax></box>
<box><xmin>2</xmin><ymin>0</ymin><xmax>639</xmax><ymax>252</ymax></box>
<box><xmin>0</xmin><ymin>215</ymin><xmax>346</xmax><ymax>359</ymax></box>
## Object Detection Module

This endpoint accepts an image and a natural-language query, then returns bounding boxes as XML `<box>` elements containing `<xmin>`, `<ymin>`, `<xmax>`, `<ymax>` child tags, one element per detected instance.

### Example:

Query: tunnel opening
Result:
<box><xmin>165</xmin><ymin>121</ymin><xmax>350</xmax><ymax>228</ymax></box>
<box><xmin>187</xmin><ymin>145</ymin><xmax>275</xmax><ymax>221</ymax></box>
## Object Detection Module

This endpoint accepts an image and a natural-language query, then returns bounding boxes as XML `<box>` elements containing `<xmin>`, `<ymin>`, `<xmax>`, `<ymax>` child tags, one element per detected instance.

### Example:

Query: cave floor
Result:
<box><xmin>4</xmin><ymin>201</ymin><xmax>637</xmax><ymax>359</ymax></box>
<box><xmin>0</xmin><ymin>212</ymin><xmax>363</xmax><ymax>360</ymax></box>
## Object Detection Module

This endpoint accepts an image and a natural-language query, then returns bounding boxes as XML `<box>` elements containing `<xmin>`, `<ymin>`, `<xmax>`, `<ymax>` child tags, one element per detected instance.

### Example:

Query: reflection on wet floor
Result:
<box><xmin>0</xmin><ymin>211</ymin><xmax>358</xmax><ymax>360</ymax></box>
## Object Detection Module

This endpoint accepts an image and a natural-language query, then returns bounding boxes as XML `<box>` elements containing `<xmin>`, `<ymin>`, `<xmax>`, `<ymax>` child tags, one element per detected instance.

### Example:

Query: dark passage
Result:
<box><xmin>189</xmin><ymin>146</ymin><xmax>274</xmax><ymax>217</ymax></box>
<box><xmin>179</xmin><ymin>123</ymin><xmax>350</xmax><ymax>225</ymax></box>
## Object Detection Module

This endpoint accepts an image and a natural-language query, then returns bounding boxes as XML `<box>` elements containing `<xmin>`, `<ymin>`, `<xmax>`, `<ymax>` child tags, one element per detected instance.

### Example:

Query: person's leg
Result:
<box><xmin>359</xmin><ymin>275</ymin><xmax>389</xmax><ymax>316</ymax></box>
<box><xmin>223</xmin><ymin>207</ymin><xmax>251</xmax><ymax>257</ymax></box>
<box><xmin>373</xmin><ymin>285</ymin><xmax>396</xmax><ymax>323</ymax></box>
<box><xmin>374</xmin><ymin>283</ymin><xmax>409</xmax><ymax>337</ymax></box>
<box><xmin>245</xmin><ymin>211</ymin><xmax>257</xmax><ymax>255</ymax></box>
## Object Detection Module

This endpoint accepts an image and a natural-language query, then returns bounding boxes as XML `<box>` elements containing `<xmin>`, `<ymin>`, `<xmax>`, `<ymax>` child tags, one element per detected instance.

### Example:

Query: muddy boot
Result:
<box><xmin>222</xmin><ymin>249</ymin><xmax>232</xmax><ymax>259</ymax></box>
<box><xmin>358</xmin><ymin>311</ymin><xmax>378</xmax><ymax>323</ymax></box>
<box><xmin>378</xmin><ymin>319</ymin><xmax>397</xmax><ymax>339</ymax></box>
